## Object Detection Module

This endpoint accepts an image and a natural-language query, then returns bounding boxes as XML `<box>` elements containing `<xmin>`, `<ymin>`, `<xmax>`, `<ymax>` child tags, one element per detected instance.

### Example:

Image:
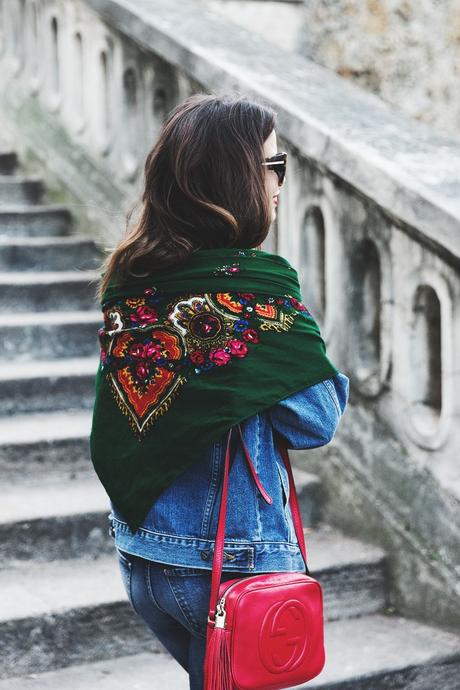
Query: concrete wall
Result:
<box><xmin>297</xmin><ymin>0</ymin><xmax>460</xmax><ymax>143</ymax></box>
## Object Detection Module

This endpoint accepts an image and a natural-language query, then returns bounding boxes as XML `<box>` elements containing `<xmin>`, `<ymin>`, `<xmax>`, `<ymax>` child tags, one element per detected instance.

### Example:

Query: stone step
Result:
<box><xmin>0</xmin><ymin>236</ymin><xmax>103</xmax><ymax>271</ymax></box>
<box><xmin>3</xmin><ymin>612</ymin><xmax>458</xmax><ymax>690</ymax></box>
<box><xmin>0</xmin><ymin>269</ymin><xmax>100</xmax><ymax>312</ymax></box>
<box><xmin>0</xmin><ymin>174</ymin><xmax>45</xmax><ymax>204</ymax></box>
<box><xmin>0</xmin><ymin>409</ymin><xmax>92</xmax><ymax>481</ymax></box>
<box><xmin>0</xmin><ymin>475</ymin><xmax>112</xmax><ymax>564</ymax></box>
<box><xmin>1</xmin><ymin>654</ymin><xmax>188</xmax><ymax>689</ymax></box>
<box><xmin>0</xmin><ymin>408</ymin><xmax>92</xmax><ymax>477</ymax></box>
<box><xmin>0</xmin><ymin>205</ymin><xmax>72</xmax><ymax>237</ymax></box>
<box><xmin>0</xmin><ymin>355</ymin><xmax>99</xmax><ymax>415</ymax></box>
<box><xmin>0</xmin><ymin>151</ymin><xmax>17</xmax><ymax>175</ymax></box>
<box><xmin>304</xmin><ymin>522</ymin><xmax>388</xmax><ymax>622</ymax></box>
<box><xmin>0</xmin><ymin>554</ymin><xmax>160</xmax><ymax>680</ymax></box>
<box><xmin>2</xmin><ymin>310</ymin><xmax>102</xmax><ymax>360</ymax></box>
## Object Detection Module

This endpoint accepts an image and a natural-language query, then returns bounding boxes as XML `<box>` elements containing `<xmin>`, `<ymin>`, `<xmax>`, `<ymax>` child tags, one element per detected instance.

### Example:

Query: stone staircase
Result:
<box><xmin>0</xmin><ymin>147</ymin><xmax>459</xmax><ymax>689</ymax></box>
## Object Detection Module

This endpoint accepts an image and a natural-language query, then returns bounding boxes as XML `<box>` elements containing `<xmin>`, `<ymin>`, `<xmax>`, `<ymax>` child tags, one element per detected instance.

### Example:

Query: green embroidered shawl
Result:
<box><xmin>90</xmin><ymin>247</ymin><xmax>339</xmax><ymax>532</ymax></box>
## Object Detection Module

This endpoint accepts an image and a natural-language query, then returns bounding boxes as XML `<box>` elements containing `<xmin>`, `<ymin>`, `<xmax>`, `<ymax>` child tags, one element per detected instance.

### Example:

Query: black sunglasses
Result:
<box><xmin>261</xmin><ymin>151</ymin><xmax>287</xmax><ymax>187</ymax></box>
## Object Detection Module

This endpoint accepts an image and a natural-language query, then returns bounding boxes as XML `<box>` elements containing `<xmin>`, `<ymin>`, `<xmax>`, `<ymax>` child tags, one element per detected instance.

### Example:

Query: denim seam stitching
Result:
<box><xmin>117</xmin><ymin>551</ymin><xmax>139</xmax><ymax>616</ymax></box>
<box><xmin>116</xmin><ymin>547</ymin><xmax>131</xmax><ymax>567</ymax></box>
<box><xmin>322</xmin><ymin>379</ymin><xmax>341</xmax><ymax>416</ymax></box>
<box><xmin>126</xmin><ymin>563</ymin><xmax>137</xmax><ymax>614</ymax></box>
<box><xmin>254</xmin><ymin>416</ymin><xmax>263</xmax><ymax>541</ymax></box>
<box><xmin>113</xmin><ymin>523</ymin><xmax>305</xmax><ymax>546</ymax></box>
<box><xmin>201</xmin><ymin>439</ymin><xmax>221</xmax><ymax>538</ymax></box>
<box><xmin>145</xmin><ymin>561</ymin><xmax>169</xmax><ymax>616</ymax></box>
<box><xmin>163</xmin><ymin>567</ymin><xmax>208</xmax><ymax>575</ymax></box>
<box><xmin>164</xmin><ymin>573</ymin><xmax>206</xmax><ymax>638</ymax></box>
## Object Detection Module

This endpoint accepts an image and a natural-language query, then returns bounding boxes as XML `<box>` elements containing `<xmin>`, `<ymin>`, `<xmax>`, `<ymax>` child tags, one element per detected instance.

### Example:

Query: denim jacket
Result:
<box><xmin>109</xmin><ymin>372</ymin><xmax>350</xmax><ymax>573</ymax></box>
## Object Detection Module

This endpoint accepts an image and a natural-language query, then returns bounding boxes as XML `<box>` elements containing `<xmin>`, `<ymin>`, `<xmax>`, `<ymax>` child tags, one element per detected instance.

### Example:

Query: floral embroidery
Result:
<box><xmin>98</xmin><ymin>287</ymin><xmax>312</xmax><ymax>438</ymax></box>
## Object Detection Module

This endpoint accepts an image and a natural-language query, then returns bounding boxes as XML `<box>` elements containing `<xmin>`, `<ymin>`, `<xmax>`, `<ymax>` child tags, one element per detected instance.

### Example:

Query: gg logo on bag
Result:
<box><xmin>259</xmin><ymin>599</ymin><xmax>308</xmax><ymax>672</ymax></box>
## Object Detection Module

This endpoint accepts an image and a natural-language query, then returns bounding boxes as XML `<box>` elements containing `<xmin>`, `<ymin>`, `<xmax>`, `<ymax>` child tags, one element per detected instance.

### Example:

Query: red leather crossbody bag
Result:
<box><xmin>203</xmin><ymin>423</ymin><xmax>326</xmax><ymax>690</ymax></box>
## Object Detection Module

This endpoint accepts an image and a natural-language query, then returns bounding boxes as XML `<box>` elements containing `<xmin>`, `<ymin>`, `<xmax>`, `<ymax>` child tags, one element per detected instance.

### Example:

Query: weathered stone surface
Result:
<box><xmin>0</xmin><ymin>356</ymin><xmax>99</xmax><ymax>415</ymax></box>
<box><xmin>1</xmin><ymin>614</ymin><xmax>459</xmax><ymax>689</ymax></box>
<box><xmin>0</xmin><ymin>236</ymin><xmax>102</xmax><ymax>272</ymax></box>
<box><xmin>0</xmin><ymin>270</ymin><xmax>100</xmax><ymax>312</ymax></box>
<box><xmin>0</xmin><ymin>206</ymin><xmax>72</xmax><ymax>237</ymax></box>
<box><xmin>0</xmin><ymin>151</ymin><xmax>17</xmax><ymax>174</ymax></box>
<box><xmin>0</xmin><ymin>409</ymin><xmax>92</xmax><ymax>480</ymax></box>
<box><xmin>0</xmin><ymin>653</ymin><xmax>188</xmax><ymax>690</ymax></box>
<box><xmin>297</xmin><ymin>0</ymin><xmax>460</xmax><ymax>145</ymax></box>
<box><xmin>0</xmin><ymin>175</ymin><xmax>45</xmax><ymax>204</ymax></box>
<box><xmin>2</xmin><ymin>310</ymin><xmax>101</xmax><ymax>360</ymax></box>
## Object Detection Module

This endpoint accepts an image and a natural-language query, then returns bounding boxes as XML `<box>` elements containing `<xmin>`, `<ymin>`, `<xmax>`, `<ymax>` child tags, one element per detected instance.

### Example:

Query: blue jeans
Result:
<box><xmin>116</xmin><ymin>547</ymin><xmax>254</xmax><ymax>690</ymax></box>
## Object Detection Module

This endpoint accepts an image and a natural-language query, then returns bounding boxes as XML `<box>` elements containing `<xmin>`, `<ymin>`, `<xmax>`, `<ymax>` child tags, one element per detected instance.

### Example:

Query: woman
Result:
<box><xmin>90</xmin><ymin>93</ymin><xmax>349</xmax><ymax>690</ymax></box>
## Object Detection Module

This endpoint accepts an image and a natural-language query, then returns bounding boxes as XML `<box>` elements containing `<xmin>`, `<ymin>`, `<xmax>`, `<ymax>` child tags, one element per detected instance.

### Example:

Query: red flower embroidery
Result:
<box><xmin>209</xmin><ymin>348</ymin><xmax>231</xmax><ymax>365</ymax></box>
<box><xmin>289</xmin><ymin>297</ymin><xmax>306</xmax><ymax>311</ymax></box>
<box><xmin>229</xmin><ymin>340</ymin><xmax>248</xmax><ymax>357</ymax></box>
<box><xmin>240</xmin><ymin>292</ymin><xmax>255</xmax><ymax>300</ymax></box>
<box><xmin>144</xmin><ymin>342</ymin><xmax>163</xmax><ymax>359</ymax></box>
<box><xmin>135</xmin><ymin>362</ymin><xmax>150</xmax><ymax>379</ymax></box>
<box><xmin>129</xmin><ymin>343</ymin><xmax>145</xmax><ymax>358</ymax></box>
<box><xmin>242</xmin><ymin>328</ymin><xmax>259</xmax><ymax>343</ymax></box>
<box><xmin>190</xmin><ymin>351</ymin><xmax>206</xmax><ymax>365</ymax></box>
<box><xmin>131</xmin><ymin>306</ymin><xmax>158</xmax><ymax>324</ymax></box>
<box><xmin>129</xmin><ymin>342</ymin><xmax>163</xmax><ymax>360</ymax></box>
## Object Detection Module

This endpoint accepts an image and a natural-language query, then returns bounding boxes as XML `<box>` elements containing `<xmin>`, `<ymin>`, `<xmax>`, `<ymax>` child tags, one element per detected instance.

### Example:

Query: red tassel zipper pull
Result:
<box><xmin>203</xmin><ymin>603</ymin><xmax>232</xmax><ymax>690</ymax></box>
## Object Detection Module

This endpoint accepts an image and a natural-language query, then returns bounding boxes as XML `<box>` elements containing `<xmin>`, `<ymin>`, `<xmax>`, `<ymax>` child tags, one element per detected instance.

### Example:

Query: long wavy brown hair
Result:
<box><xmin>95</xmin><ymin>93</ymin><xmax>277</xmax><ymax>303</ymax></box>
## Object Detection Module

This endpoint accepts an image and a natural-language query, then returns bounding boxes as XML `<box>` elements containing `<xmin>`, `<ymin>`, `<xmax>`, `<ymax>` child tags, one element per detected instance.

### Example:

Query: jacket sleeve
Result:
<box><xmin>267</xmin><ymin>371</ymin><xmax>349</xmax><ymax>450</ymax></box>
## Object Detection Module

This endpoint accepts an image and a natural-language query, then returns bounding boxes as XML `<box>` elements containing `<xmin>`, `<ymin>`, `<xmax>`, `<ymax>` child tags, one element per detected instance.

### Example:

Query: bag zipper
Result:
<box><xmin>214</xmin><ymin>574</ymin><xmax>257</xmax><ymax>628</ymax></box>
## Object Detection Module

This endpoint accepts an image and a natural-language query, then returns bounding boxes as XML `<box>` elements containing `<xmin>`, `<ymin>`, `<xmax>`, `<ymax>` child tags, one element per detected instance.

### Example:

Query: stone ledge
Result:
<box><xmin>2</xmin><ymin>614</ymin><xmax>459</xmax><ymax>689</ymax></box>
<box><xmin>86</xmin><ymin>0</ymin><xmax>460</xmax><ymax>262</ymax></box>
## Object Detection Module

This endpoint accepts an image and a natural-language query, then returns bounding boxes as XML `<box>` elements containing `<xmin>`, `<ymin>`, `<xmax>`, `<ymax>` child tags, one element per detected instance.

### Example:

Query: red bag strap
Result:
<box><xmin>207</xmin><ymin>423</ymin><xmax>310</xmax><ymax>624</ymax></box>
